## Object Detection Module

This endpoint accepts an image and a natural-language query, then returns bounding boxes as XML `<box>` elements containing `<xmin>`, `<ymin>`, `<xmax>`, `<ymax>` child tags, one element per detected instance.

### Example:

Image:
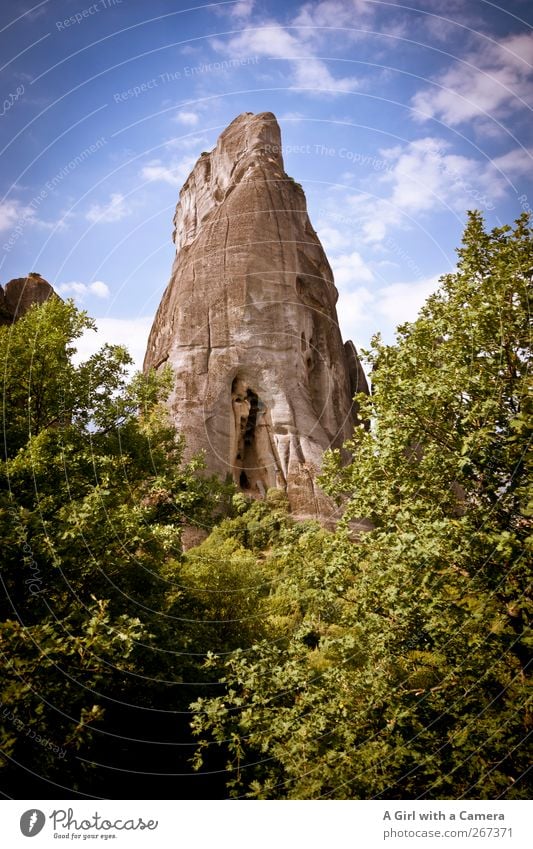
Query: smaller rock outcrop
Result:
<box><xmin>0</xmin><ymin>273</ymin><xmax>55</xmax><ymax>325</ymax></box>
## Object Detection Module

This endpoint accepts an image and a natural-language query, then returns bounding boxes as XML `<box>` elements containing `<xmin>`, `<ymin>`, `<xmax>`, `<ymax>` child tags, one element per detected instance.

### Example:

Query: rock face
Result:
<box><xmin>144</xmin><ymin>112</ymin><xmax>368</xmax><ymax>519</ymax></box>
<box><xmin>0</xmin><ymin>273</ymin><xmax>55</xmax><ymax>325</ymax></box>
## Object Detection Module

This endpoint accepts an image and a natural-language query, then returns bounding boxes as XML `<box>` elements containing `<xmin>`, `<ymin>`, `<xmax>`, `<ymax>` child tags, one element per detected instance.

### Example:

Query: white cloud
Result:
<box><xmin>74</xmin><ymin>316</ymin><xmax>153</xmax><ymax>373</ymax></box>
<box><xmin>279</xmin><ymin>111</ymin><xmax>305</xmax><ymax>122</ymax></box>
<box><xmin>229</xmin><ymin>0</ymin><xmax>255</xmax><ymax>19</ymax></box>
<box><xmin>379</xmin><ymin>138</ymin><xmax>483</xmax><ymax>214</ymax></box>
<box><xmin>330</xmin><ymin>248</ymin><xmax>375</xmax><ymax>287</ymax></box>
<box><xmin>295</xmin><ymin>55</ymin><xmax>357</xmax><ymax>91</ymax></box>
<box><xmin>360</xmin><ymin>210</ymin><xmax>392</xmax><ymax>244</ymax></box>
<box><xmin>500</xmin><ymin>31</ymin><xmax>533</xmax><ymax>67</ymax></box>
<box><xmin>213</xmin><ymin>0</ymin><xmax>255</xmax><ymax>19</ymax></box>
<box><xmin>411</xmin><ymin>31</ymin><xmax>533</xmax><ymax>126</ymax></box>
<box><xmin>337</xmin><ymin>285</ymin><xmax>375</xmax><ymax>344</ymax></box>
<box><xmin>164</xmin><ymin>134</ymin><xmax>210</xmax><ymax>151</ymax></box>
<box><xmin>0</xmin><ymin>200</ymin><xmax>74</xmax><ymax>242</ymax></box>
<box><xmin>489</xmin><ymin>147</ymin><xmax>533</xmax><ymax>179</ymax></box>
<box><xmin>328</xmin><ymin>249</ymin><xmax>439</xmax><ymax>348</ymax></box>
<box><xmin>378</xmin><ymin>137</ymin><xmax>531</xmax><ymax>218</ymax></box>
<box><xmin>209</xmin><ymin>0</ymin><xmax>383</xmax><ymax>92</ymax></box>
<box><xmin>89</xmin><ymin>281</ymin><xmax>110</xmax><ymax>298</ymax></box>
<box><xmin>175</xmin><ymin>110</ymin><xmax>199</xmax><ymax>126</ymax></box>
<box><xmin>316</xmin><ymin>223</ymin><xmax>352</xmax><ymax>252</ymax></box>
<box><xmin>57</xmin><ymin>280</ymin><xmax>110</xmax><ymax>299</ymax></box>
<box><xmin>337</xmin><ymin>275</ymin><xmax>441</xmax><ymax>350</ymax></box>
<box><xmin>340</xmin><ymin>194</ymin><xmax>403</xmax><ymax>244</ymax></box>
<box><xmin>212</xmin><ymin>21</ymin><xmax>359</xmax><ymax>94</ymax></box>
<box><xmin>0</xmin><ymin>199</ymin><xmax>37</xmax><ymax>232</ymax></box>
<box><xmin>376</xmin><ymin>277</ymin><xmax>440</xmax><ymax>325</ymax></box>
<box><xmin>86</xmin><ymin>193</ymin><xmax>130</xmax><ymax>224</ymax></box>
<box><xmin>420</xmin><ymin>5</ymin><xmax>483</xmax><ymax>43</ymax></box>
<box><xmin>293</xmin><ymin>0</ymin><xmax>374</xmax><ymax>35</ymax></box>
<box><xmin>329</xmin><ymin>136</ymin><xmax>518</xmax><ymax>244</ymax></box>
<box><xmin>141</xmin><ymin>155</ymin><xmax>198</xmax><ymax>187</ymax></box>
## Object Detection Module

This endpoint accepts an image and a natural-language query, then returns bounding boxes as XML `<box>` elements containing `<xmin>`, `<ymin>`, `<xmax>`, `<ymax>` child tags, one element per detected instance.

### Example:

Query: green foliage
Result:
<box><xmin>0</xmin><ymin>297</ymin><xmax>227</xmax><ymax>790</ymax></box>
<box><xmin>191</xmin><ymin>213</ymin><xmax>532</xmax><ymax>799</ymax></box>
<box><xmin>2</xmin><ymin>214</ymin><xmax>531</xmax><ymax>798</ymax></box>
<box><xmin>0</xmin><ymin>602</ymin><xmax>145</xmax><ymax>780</ymax></box>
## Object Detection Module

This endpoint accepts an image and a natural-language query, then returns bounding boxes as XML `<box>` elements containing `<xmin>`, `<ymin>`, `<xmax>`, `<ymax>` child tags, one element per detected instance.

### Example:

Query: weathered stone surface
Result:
<box><xmin>144</xmin><ymin>111</ymin><xmax>368</xmax><ymax>519</ymax></box>
<box><xmin>0</xmin><ymin>273</ymin><xmax>55</xmax><ymax>325</ymax></box>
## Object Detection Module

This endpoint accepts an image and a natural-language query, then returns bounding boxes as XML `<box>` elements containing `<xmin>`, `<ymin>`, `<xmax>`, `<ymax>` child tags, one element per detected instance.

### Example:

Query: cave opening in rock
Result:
<box><xmin>231</xmin><ymin>377</ymin><xmax>272</xmax><ymax>496</ymax></box>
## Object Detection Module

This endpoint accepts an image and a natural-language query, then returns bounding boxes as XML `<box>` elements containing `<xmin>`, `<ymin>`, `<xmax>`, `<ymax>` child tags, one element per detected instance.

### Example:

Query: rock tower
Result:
<box><xmin>144</xmin><ymin>112</ymin><xmax>368</xmax><ymax>518</ymax></box>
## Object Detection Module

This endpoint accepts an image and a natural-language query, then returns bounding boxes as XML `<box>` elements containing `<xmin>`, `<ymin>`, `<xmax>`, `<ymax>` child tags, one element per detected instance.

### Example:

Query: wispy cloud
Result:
<box><xmin>337</xmin><ymin>275</ymin><xmax>441</xmax><ymax>350</ymax></box>
<box><xmin>292</xmin><ymin>0</ymin><xmax>374</xmax><ymax>37</ymax></box>
<box><xmin>0</xmin><ymin>199</ymin><xmax>37</xmax><ymax>232</ymax></box>
<box><xmin>316</xmin><ymin>223</ymin><xmax>353</xmax><ymax>252</ymax></box>
<box><xmin>213</xmin><ymin>15</ymin><xmax>359</xmax><ymax>94</ymax></box>
<box><xmin>375</xmin><ymin>276</ymin><xmax>440</xmax><ymax>326</ymax></box>
<box><xmin>140</xmin><ymin>155</ymin><xmax>198</xmax><ymax>187</ymax></box>
<box><xmin>175</xmin><ymin>110</ymin><xmax>200</xmax><ymax>126</ymax></box>
<box><xmin>58</xmin><ymin>280</ymin><xmax>110</xmax><ymax>299</ymax></box>
<box><xmin>279</xmin><ymin>111</ymin><xmax>305</xmax><ymax>122</ymax></box>
<box><xmin>330</xmin><ymin>248</ymin><xmax>374</xmax><ymax>287</ymax></box>
<box><xmin>328</xmin><ymin>136</ymin><xmax>524</xmax><ymax>244</ymax></box>
<box><xmin>0</xmin><ymin>199</ymin><xmax>72</xmax><ymax>242</ymax></box>
<box><xmin>164</xmin><ymin>134</ymin><xmax>211</xmax><ymax>151</ymax></box>
<box><xmin>86</xmin><ymin>193</ymin><xmax>130</xmax><ymax>224</ymax></box>
<box><xmin>209</xmin><ymin>0</ymin><xmax>400</xmax><ymax>93</ymax></box>
<box><xmin>378</xmin><ymin>138</ymin><xmax>486</xmax><ymax>213</ymax></box>
<box><xmin>490</xmin><ymin>147</ymin><xmax>533</xmax><ymax>180</ymax></box>
<box><xmin>228</xmin><ymin>0</ymin><xmax>255</xmax><ymax>20</ymax></box>
<box><xmin>411</xmin><ymin>31</ymin><xmax>533</xmax><ymax>127</ymax></box>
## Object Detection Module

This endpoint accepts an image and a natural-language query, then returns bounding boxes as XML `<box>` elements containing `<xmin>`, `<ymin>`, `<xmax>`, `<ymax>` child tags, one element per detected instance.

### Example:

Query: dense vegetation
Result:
<box><xmin>1</xmin><ymin>213</ymin><xmax>531</xmax><ymax>798</ymax></box>
<box><xmin>0</xmin><ymin>299</ymin><xmax>233</xmax><ymax>797</ymax></box>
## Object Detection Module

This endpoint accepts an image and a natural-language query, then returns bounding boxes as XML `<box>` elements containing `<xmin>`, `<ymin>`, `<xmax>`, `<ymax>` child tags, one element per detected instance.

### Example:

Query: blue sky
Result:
<box><xmin>1</xmin><ymin>0</ymin><xmax>531</xmax><ymax>369</ymax></box>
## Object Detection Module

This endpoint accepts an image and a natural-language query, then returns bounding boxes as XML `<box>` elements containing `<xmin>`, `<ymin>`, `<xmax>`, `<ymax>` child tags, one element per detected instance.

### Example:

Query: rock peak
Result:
<box><xmin>0</xmin><ymin>273</ymin><xmax>55</xmax><ymax>325</ymax></box>
<box><xmin>145</xmin><ymin>112</ymin><xmax>368</xmax><ymax>521</ymax></box>
<box><xmin>172</xmin><ymin>111</ymin><xmax>284</xmax><ymax>253</ymax></box>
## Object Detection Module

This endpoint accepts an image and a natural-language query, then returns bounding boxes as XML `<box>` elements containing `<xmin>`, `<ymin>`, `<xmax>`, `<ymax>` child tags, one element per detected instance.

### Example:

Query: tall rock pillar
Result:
<box><xmin>144</xmin><ymin>112</ymin><xmax>368</xmax><ymax>518</ymax></box>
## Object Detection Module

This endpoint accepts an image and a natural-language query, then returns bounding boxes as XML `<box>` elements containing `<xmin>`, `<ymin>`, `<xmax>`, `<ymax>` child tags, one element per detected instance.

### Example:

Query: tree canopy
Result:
<box><xmin>0</xmin><ymin>297</ymin><xmax>232</xmax><ymax>795</ymax></box>
<box><xmin>1</xmin><ymin>213</ymin><xmax>531</xmax><ymax>799</ymax></box>
<box><xmin>191</xmin><ymin>212</ymin><xmax>532</xmax><ymax>799</ymax></box>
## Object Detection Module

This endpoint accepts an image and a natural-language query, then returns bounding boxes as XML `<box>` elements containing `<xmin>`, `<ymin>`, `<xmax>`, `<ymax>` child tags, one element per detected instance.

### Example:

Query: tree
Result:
<box><xmin>0</xmin><ymin>297</ymin><xmax>227</xmax><ymax>795</ymax></box>
<box><xmin>191</xmin><ymin>213</ymin><xmax>532</xmax><ymax>799</ymax></box>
